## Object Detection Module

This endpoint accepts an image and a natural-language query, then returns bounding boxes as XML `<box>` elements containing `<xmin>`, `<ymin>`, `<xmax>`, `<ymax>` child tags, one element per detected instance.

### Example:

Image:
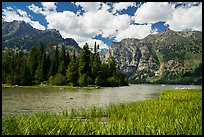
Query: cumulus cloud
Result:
<box><xmin>2</xmin><ymin>8</ymin><xmax>45</xmax><ymax>30</ymax></box>
<box><xmin>42</xmin><ymin>3</ymin><xmax>134</xmax><ymax>48</ymax></box>
<box><xmin>114</xmin><ymin>24</ymin><xmax>152</xmax><ymax>41</ymax></box>
<box><xmin>112</xmin><ymin>2</ymin><xmax>136</xmax><ymax>13</ymax></box>
<box><xmin>166</xmin><ymin>3</ymin><xmax>202</xmax><ymax>31</ymax></box>
<box><xmin>25</xmin><ymin>2</ymin><xmax>156</xmax><ymax>49</ymax></box>
<box><xmin>134</xmin><ymin>2</ymin><xmax>202</xmax><ymax>31</ymax></box>
<box><xmin>28</xmin><ymin>2</ymin><xmax>57</xmax><ymax>15</ymax></box>
<box><xmin>41</xmin><ymin>2</ymin><xmax>57</xmax><ymax>11</ymax></box>
<box><xmin>17</xmin><ymin>9</ymin><xmax>29</xmax><ymax>17</ymax></box>
<box><xmin>13</xmin><ymin>2</ymin><xmax>200</xmax><ymax>49</ymax></box>
<box><xmin>134</xmin><ymin>2</ymin><xmax>173</xmax><ymax>24</ymax></box>
<box><xmin>75</xmin><ymin>2</ymin><xmax>102</xmax><ymax>12</ymax></box>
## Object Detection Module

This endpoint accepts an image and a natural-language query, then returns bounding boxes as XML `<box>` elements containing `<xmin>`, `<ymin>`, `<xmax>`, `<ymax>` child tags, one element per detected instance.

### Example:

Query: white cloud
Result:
<box><xmin>134</xmin><ymin>2</ymin><xmax>173</xmax><ymax>24</ymax></box>
<box><xmin>44</xmin><ymin>3</ymin><xmax>132</xmax><ymax>48</ymax></box>
<box><xmin>27</xmin><ymin>2</ymin><xmax>156</xmax><ymax>48</ymax></box>
<box><xmin>75</xmin><ymin>2</ymin><xmax>102</xmax><ymax>12</ymax></box>
<box><xmin>112</xmin><ymin>2</ymin><xmax>136</xmax><ymax>13</ymax></box>
<box><xmin>114</xmin><ymin>24</ymin><xmax>152</xmax><ymax>41</ymax></box>
<box><xmin>30</xmin><ymin>21</ymin><xmax>46</xmax><ymax>30</ymax></box>
<box><xmin>82</xmin><ymin>39</ymin><xmax>109</xmax><ymax>50</ymax></box>
<box><xmin>166</xmin><ymin>3</ymin><xmax>202</xmax><ymax>31</ymax></box>
<box><xmin>134</xmin><ymin>2</ymin><xmax>202</xmax><ymax>31</ymax></box>
<box><xmin>17</xmin><ymin>9</ymin><xmax>28</xmax><ymax>17</ymax></box>
<box><xmin>27</xmin><ymin>4</ymin><xmax>43</xmax><ymax>14</ymax></box>
<box><xmin>22</xmin><ymin>2</ymin><xmax>202</xmax><ymax>49</ymax></box>
<box><xmin>41</xmin><ymin>2</ymin><xmax>57</xmax><ymax>12</ymax></box>
<box><xmin>6</xmin><ymin>6</ymin><xmax>13</xmax><ymax>10</ymax></box>
<box><xmin>28</xmin><ymin>2</ymin><xmax>57</xmax><ymax>15</ymax></box>
<box><xmin>101</xmin><ymin>3</ymin><xmax>111</xmax><ymax>11</ymax></box>
<box><xmin>2</xmin><ymin>8</ymin><xmax>45</xmax><ymax>30</ymax></box>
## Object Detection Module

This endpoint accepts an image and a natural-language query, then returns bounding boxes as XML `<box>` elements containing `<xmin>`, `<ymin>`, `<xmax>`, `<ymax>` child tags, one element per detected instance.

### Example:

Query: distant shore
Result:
<box><xmin>2</xmin><ymin>84</ymin><xmax>100</xmax><ymax>89</ymax></box>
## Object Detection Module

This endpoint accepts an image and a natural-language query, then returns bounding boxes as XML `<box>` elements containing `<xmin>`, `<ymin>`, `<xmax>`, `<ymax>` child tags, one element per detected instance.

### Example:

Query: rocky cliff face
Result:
<box><xmin>2</xmin><ymin>20</ymin><xmax>80</xmax><ymax>52</ymax></box>
<box><xmin>100</xmin><ymin>28</ymin><xmax>202</xmax><ymax>84</ymax></box>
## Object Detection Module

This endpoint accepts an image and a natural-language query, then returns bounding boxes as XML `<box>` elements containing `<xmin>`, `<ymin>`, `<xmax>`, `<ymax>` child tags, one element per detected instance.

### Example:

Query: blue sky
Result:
<box><xmin>2</xmin><ymin>2</ymin><xmax>202</xmax><ymax>49</ymax></box>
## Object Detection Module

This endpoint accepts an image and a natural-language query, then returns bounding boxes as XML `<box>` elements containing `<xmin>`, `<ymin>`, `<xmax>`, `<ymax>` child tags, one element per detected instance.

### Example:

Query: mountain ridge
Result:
<box><xmin>100</xmin><ymin>28</ymin><xmax>202</xmax><ymax>84</ymax></box>
<box><xmin>2</xmin><ymin>20</ymin><xmax>80</xmax><ymax>52</ymax></box>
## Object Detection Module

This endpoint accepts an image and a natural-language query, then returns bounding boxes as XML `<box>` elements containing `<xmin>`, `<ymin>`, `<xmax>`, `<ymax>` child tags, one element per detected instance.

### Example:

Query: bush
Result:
<box><xmin>107</xmin><ymin>76</ymin><xmax>120</xmax><ymax>87</ymax></box>
<box><xmin>95</xmin><ymin>76</ymin><xmax>102</xmax><ymax>86</ymax></box>
<box><xmin>78</xmin><ymin>74</ymin><xmax>88</xmax><ymax>87</ymax></box>
<box><xmin>48</xmin><ymin>73</ymin><xmax>67</xmax><ymax>86</ymax></box>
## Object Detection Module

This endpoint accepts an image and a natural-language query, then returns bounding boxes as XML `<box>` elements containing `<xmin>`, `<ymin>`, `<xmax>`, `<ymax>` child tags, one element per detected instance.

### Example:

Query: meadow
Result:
<box><xmin>2</xmin><ymin>88</ymin><xmax>202</xmax><ymax>135</ymax></box>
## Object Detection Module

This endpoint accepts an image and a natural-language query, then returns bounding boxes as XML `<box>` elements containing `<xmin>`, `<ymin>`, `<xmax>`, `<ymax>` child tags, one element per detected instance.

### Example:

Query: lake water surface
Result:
<box><xmin>2</xmin><ymin>84</ymin><xmax>201</xmax><ymax>115</ymax></box>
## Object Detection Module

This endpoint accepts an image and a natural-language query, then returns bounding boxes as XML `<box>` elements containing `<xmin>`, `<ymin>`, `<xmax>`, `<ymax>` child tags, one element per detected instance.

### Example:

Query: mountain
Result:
<box><xmin>100</xmin><ymin>28</ymin><xmax>202</xmax><ymax>84</ymax></box>
<box><xmin>2</xmin><ymin>20</ymin><xmax>81</xmax><ymax>52</ymax></box>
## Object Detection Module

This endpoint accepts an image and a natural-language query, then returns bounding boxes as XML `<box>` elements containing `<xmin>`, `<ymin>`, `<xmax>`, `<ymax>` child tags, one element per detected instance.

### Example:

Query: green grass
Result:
<box><xmin>2</xmin><ymin>84</ymin><xmax>100</xmax><ymax>89</ymax></box>
<box><xmin>2</xmin><ymin>89</ymin><xmax>202</xmax><ymax>135</ymax></box>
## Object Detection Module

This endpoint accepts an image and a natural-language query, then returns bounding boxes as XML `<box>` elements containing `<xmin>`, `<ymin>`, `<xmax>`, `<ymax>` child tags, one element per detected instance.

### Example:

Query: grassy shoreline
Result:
<box><xmin>2</xmin><ymin>88</ymin><xmax>202</xmax><ymax>135</ymax></box>
<box><xmin>2</xmin><ymin>84</ymin><xmax>100</xmax><ymax>89</ymax></box>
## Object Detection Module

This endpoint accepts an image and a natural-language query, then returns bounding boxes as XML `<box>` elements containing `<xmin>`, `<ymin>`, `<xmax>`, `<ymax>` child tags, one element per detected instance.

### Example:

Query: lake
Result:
<box><xmin>2</xmin><ymin>84</ymin><xmax>201</xmax><ymax>115</ymax></box>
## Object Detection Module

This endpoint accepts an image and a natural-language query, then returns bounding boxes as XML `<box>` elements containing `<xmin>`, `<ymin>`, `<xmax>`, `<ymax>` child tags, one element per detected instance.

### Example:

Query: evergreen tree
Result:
<box><xmin>21</xmin><ymin>60</ymin><xmax>32</xmax><ymax>85</ymax></box>
<box><xmin>49</xmin><ymin>45</ymin><xmax>59</xmax><ymax>77</ymax></box>
<box><xmin>65</xmin><ymin>51</ymin><xmax>71</xmax><ymax>68</ymax></box>
<box><xmin>107</xmin><ymin>56</ymin><xmax>117</xmax><ymax>77</ymax></box>
<box><xmin>35</xmin><ymin>53</ymin><xmax>47</xmax><ymax>83</ymax></box>
<box><xmin>2</xmin><ymin>48</ymin><xmax>12</xmax><ymax>83</ymax></box>
<box><xmin>58</xmin><ymin>44</ymin><xmax>67</xmax><ymax>75</ymax></box>
<box><xmin>55</xmin><ymin>45</ymin><xmax>60</xmax><ymax>72</ymax></box>
<box><xmin>27</xmin><ymin>46</ymin><xmax>38</xmax><ymax>81</ymax></box>
<box><xmin>12</xmin><ymin>50</ymin><xmax>26</xmax><ymax>85</ymax></box>
<box><xmin>66</xmin><ymin>50</ymin><xmax>78</xmax><ymax>86</ymax></box>
<box><xmin>78</xmin><ymin>43</ymin><xmax>91</xmax><ymax>77</ymax></box>
<box><xmin>91</xmin><ymin>42</ymin><xmax>101</xmax><ymax>81</ymax></box>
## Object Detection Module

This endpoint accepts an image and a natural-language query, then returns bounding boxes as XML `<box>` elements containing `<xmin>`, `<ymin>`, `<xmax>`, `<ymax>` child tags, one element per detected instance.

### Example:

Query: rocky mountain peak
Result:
<box><xmin>2</xmin><ymin>20</ymin><xmax>80</xmax><ymax>52</ymax></box>
<box><xmin>100</xmin><ymin>29</ymin><xmax>202</xmax><ymax>84</ymax></box>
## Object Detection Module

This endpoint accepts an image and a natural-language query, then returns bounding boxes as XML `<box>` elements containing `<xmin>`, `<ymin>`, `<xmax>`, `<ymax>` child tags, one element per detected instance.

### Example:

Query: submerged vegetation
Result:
<box><xmin>2</xmin><ymin>89</ymin><xmax>202</xmax><ymax>135</ymax></box>
<box><xmin>2</xmin><ymin>42</ymin><xmax>128</xmax><ymax>87</ymax></box>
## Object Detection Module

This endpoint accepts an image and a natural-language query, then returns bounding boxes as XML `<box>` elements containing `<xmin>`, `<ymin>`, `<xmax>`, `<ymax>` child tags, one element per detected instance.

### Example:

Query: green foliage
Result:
<box><xmin>66</xmin><ymin>59</ymin><xmax>78</xmax><ymax>86</ymax></box>
<box><xmin>95</xmin><ymin>76</ymin><xmax>102</xmax><ymax>86</ymax></box>
<box><xmin>78</xmin><ymin>74</ymin><xmax>88</xmax><ymax>87</ymax></box>
<box><xmin>35</xmin><ymin>53</ymin><xmax>47</xmax><ymax>84</ymax></box>
<box><xmin>107</xmin><ymin>77</ymin><xmax>120</xmax><ymax>87</ymax></box>
<box><xmin>78</xmin><ymin>43</ymin><xmax>91</xmax><ymax>77</ymax></box>
<box><xmin>2</xmin><ymin>42</ymin><xmax>128</xmax><ymax>87</ymax></box>
<box><xmin>48</xmin><ymin>73</ymin><xmax>66</xmax><ymax>86</ymax></box>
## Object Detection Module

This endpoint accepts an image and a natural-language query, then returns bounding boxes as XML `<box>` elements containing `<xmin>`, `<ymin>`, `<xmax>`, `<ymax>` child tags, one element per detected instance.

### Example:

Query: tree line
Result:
<box><xmin>2</xmin><ymin>42</ymin><xmax>128</xmax><ymax>87</ymax></box>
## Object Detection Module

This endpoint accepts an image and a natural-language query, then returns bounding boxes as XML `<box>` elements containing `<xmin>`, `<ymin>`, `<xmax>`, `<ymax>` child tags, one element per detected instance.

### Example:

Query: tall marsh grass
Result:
<box><xmin>2</xmin><ymin>89</ymin><xmax>202</xmax><ymax>135</ymax></box>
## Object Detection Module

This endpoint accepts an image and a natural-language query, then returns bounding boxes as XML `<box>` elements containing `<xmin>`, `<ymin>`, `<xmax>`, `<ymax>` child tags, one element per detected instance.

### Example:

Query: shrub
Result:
<box><xmin>78</xmin><ymin>74</ymin><xmax>88</xmax><ymax>87</ymax></box>
<box><xmin>48</xmin><ymin>73</ymin><xmax>67</xmax><ymax>86</ymax></box>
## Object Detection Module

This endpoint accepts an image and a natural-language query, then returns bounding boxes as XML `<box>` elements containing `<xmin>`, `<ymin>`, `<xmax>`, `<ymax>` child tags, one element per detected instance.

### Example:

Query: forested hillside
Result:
<box><xmin>2</xmin><ymin>42</ymin><xmax>128</xmax><ymax>87</ymax></box>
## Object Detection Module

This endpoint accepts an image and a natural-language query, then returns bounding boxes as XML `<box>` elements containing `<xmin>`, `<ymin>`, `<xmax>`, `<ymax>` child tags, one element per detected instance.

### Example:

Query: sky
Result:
<box><xmin>2</xmin><ymin>2</ymin><xmax>202</xmax><ymax>49</ymax></box>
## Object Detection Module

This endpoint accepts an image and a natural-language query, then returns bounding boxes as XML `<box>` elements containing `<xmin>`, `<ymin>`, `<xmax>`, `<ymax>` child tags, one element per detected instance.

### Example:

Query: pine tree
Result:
<box><xmin>107</xmin><ymin>56</ymin><xmax>117</xmax><ymax>77</ymax></box>
<box><xmin>12</xmin><ymin>50</ymin><xmax>26</xmax><ymax>85</ymax></box>
<box><xmin>78</xmin><ymin>43</ymin><xmax>91</xmax><ymax>77</ymax></box>
<box><xmin>91</xmin><ymin>42</ymin><xmax>101</xmax><ymax>81</ymax></box>
<box><xmin>35</xmin><ymin>53</ymin><xmax>47</xmax><ymax>83</ymax></box>
<box><xmin>27</xmin><ymin>46</ymin><xmax>38</xmax><ymax>81</ymax></box>
<box><xmin>66</xmin><ymin>51</ymin><xmax>78</xmax><ymax>86</ymax></box>
<box><xmin>49</xmin><ymin>45</ymin><xmax>59</xmax><ymax>77</ymax></box>
<box><xmin>58</xmin><ymin>44</ymin><xmax>67</xmax><ymax>75</ymax></box>
<box><xmin>22</xmin><ymin>60</ymin><xmax>32</xmax><ymax>85</ymax></box>
<box><xmin>2</xmin><ymin>48</ymin><xmax>12</xmax><ymax>84</ymax></box>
